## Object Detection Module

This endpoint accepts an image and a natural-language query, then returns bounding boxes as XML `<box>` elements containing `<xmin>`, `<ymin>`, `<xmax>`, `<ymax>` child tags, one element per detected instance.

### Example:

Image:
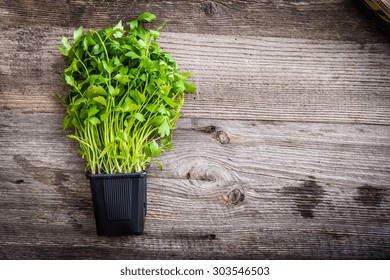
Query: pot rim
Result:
<box><xmin>87</xmin><ymin>172</ymin><xmax>147</xmax><ymax>179</ymax></box>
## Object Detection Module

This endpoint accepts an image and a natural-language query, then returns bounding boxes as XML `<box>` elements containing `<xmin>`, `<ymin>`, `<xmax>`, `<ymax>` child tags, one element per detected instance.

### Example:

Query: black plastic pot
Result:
<box><xmin>87</xmin><ymin>172</ymin><xmax>147</xmax><ymax>236</ymax></box>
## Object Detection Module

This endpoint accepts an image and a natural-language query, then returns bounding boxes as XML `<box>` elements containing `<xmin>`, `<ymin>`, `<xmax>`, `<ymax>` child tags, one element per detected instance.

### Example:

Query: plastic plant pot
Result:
<box><xmin>87</xmin><ymin>172</ymin><xmax>147</xmax><ymax>236</ymax></box>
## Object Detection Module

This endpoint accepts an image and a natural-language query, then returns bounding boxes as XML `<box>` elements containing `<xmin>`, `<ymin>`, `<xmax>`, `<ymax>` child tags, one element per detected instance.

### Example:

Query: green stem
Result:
<box><xmin>74</xmin><ymin>53</ymin><xmax>90</xmax><ymax>78</ymax></box>
<box><xmin>94</xmin><ymin>32</ymin><xmax>109</xmax><ymax>60</ymax></box>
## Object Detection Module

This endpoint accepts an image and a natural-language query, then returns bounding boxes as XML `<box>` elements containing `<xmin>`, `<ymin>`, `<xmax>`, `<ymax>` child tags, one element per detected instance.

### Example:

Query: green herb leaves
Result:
<box><xmin>57</xmin><ymin>13</ymin><xmax>196</xmax><ymax>174</ymax></box>
<box><xmin>73</xmin><ymin>26</ymin><xmax>84</xmax><ymax>43</ymax></box>
<box><xmin>137</xmin><ymin>12</ymin><xmax>157</xmax><ymax>23</ymax></box>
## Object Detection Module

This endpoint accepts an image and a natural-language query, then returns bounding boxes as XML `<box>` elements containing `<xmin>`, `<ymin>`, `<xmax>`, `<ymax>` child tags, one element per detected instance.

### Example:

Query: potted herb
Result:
<box><xmin>56</xmin><ymin>12</ymin><xmax>196</xmax><ymax>236</ymax></box>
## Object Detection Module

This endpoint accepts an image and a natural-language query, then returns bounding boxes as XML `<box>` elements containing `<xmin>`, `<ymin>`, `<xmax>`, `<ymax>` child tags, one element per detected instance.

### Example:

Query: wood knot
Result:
<box><xmin>216</xmin><ymin>131</ymin><xmax>230</xmax><ymax>144</ymax></box>
<box><xmin>207</xmin><ymin>234</ymin><xmax>216</xmax><ymax>240</ymax></box>
<box><xmin>186</xmin><ymin>169</ymin><xmax>215</xmax><ymax>182</ymax></box>
<box><xmin>228</xmin><ymin>188</ymin><xmax>245</xmax><ymax>205</ymax></box>
<box><xmin>202</xmin><ymin>1</ymin><xmax>218</xmax><ymax>16</ymax></box>
<box><xmin>197</xmin><ymin>125</ymin><xmax>216</xmax><ymax>133</ymax></box>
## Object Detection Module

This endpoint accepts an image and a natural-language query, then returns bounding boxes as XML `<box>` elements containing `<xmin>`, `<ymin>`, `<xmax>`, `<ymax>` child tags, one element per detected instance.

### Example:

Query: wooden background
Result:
<box><xmin>1</xmin><ymin>0</ymin><xmax>390</xmax><ymax>259</ymax></box>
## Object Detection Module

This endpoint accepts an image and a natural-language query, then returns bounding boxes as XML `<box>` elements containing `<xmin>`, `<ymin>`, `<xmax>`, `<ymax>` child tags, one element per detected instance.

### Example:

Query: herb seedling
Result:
<box><xmin>56</xmin><ymin>12</ymin><xmax>196</xmax><ymax>174</ymax></box>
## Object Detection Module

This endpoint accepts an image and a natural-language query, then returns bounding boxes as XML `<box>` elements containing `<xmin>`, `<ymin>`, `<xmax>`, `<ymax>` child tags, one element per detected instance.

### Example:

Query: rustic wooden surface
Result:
<box><xmin>1</xmin><ymin>0</ymin><xmax>390</xmax><ymax>259</ymax></box>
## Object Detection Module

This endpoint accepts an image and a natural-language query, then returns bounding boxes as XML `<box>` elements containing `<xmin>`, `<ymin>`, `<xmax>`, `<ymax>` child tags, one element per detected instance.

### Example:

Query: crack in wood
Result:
<box><xmin>196</xmin><ymin>125</ymin><xmax>216</xmax><ymax>133</ymax></box>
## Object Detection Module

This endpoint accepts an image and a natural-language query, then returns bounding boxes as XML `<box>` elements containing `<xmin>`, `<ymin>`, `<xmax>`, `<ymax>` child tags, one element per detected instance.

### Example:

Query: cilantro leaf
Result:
<box><xmin>93</xmin><ymin>96</ymin><xmax>106</xmax><ymax>106</ymax></box>
<box><xmin>137</xmin><ymin>12</ymin><xmax>157</xmax><ymax>23</ymax></box>
<box><xmin>158</xmin><ymin>119</ymin><xmax>170</xmax><ymax>137</ymax></box>
<box><xmin>89</xmin><ymin>117</ymin><xmax>101</xmax><ymax>125</ymax></box>
<box><xmin>73</xmin><ymin>26</ymin><xmax>84</xmax><ymax>43</ymax></box>
<box><xmin>150</xmin><ymin>140</ymin><xmax>159</xmax><ymax>157</ymax></box>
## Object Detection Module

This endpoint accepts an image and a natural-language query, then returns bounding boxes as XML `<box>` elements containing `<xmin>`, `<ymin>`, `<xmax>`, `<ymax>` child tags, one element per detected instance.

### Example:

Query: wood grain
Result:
<box><xmin>1</xmin><ymin>0</ymin><xmax>390</xmax><ymax>42</ymax></box>
<box><xmin>1</xmin><ymin>0</ymin><xmax>390</xmax><ymax>260</ymax></box>
<box><xmin>1</xmin><ymin>112</ymin><xmax>389</xmax><ymax>259</ymax></box>
<box><xmin>1</xmin><ymin>28</ymin><xmax>390</xmax><ymax>124</ymax></box>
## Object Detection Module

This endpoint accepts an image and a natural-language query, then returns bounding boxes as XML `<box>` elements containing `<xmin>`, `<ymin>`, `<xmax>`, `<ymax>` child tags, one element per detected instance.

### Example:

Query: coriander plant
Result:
<box><xmin>56</xmin><ymin>12</ymin><xmax>196</xmax><ymax>174</ymax></box>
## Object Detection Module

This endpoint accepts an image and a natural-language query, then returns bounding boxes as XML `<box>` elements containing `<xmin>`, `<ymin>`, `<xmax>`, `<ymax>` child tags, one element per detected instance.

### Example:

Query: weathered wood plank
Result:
<box><xmin>1</xmin><ymin>0</ymin><xmax>390</xmax><ymax>261</ymax></box>
<box><xmin>2</xmin><ymin>112</ymin><xmax>390</xmax><ymax>184</ymax></box>
<box><xmin>1</xmin><ymin>112</ymin><xmax>389</xmax><ymax>259</ymax></box>
<box><xmin>1</xmin><ymin>29</ymin><xmax>390</xmax><ymax>124</ymax></box>
<box><xmin>1</xmin><ymin>0</ymin><xmax>389</xmax><ymax>42</ymax></box>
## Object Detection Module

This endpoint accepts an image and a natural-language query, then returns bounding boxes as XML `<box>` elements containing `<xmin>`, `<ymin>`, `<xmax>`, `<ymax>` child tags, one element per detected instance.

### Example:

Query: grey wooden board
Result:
<box><xmin>1</xmin><ymin>0</ymin><xmax>390</xmax><ymax>259</ymax></box>
<box><xmin>1</xmin><ymin>112</ymin><xmax>389</xmax><ymax>259</ymax></box>
<box><xmin>1</xmin><ymin>0</ymin><xmax>389</xmax><ymax>42</ymax></box>
<box><xmin>1</xmin><ymin>29</ymin><xmax>390</xmax><ymax>124</ymax></box>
